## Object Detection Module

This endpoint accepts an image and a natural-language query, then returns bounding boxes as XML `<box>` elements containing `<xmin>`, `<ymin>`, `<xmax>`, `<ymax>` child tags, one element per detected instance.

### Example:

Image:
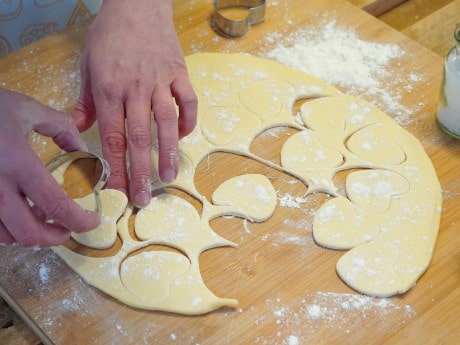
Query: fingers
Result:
<box><xmin>95</xmin><ymin>95</ymin><xmax>129</xmax><ymax>195</ymax></box>
<box><xmin>152</xmin><ymin>88</ymin><xmax>180</xmax><ymax>186</ymax></box>
<box><xmin>33</xmin><ymin>109</ymin><xmax>88</xmax><ymax>152</ymax></box>
<box><xmin>0</xmin><ymin>193</ymin><xmax>71</xmax><ymax>247</ymax></box>
<box><xmin>0</xmin><ymin>89</ymin><xmax>99</xmax><ymax>248</ymax></box>
<box><xmin>0</xmin><ymin>175</ymin><xmax>93</xmax><ymax>247</ymax></box>
<box><xmin>19</xmin><ymin>155</ymin><xmax>101</xmax><ymax>235</ymax></box>
<box><xmin>126</xmin><ymin>77</ymin><xmax>197</xmax><ymax>208</ymax></box>
<box><xmin>125</xmin><ymin>97</ymin><xmax>153</xmax><ymax>208</ymax></box>
<box><xmin>9</xmin><ymin>91</ymin><xmax>88</xmax><ymax>153</ymax></box>
<box><xmin>171</xmin><ymin>77</ymin><xmax>198</xmax><ymax>139</ymax></box>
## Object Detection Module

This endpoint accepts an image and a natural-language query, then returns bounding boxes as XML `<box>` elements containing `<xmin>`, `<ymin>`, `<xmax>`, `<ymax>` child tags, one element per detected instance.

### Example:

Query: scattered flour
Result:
<box><xmin>286</xmin><ymin>335</ymin><xmax>299</xmax><ymax>345</ymax></box>
<box><xmin>254</xmin><ymin>292</ymin><xmax>416</xmax><ymax>344</ymax></box>
<box><xmin>38</xmin><ymin>263</ymin><xmax>50</xmax><ymax>285</ymax></box>
<box><xmin>271</xmin><ymin>231</ymin><xmax>310</xmax><ymax>247</ymax></box>
<box><xmin>262</xmin><ymin>20</ymin><xmax>424</xmax><ymax>126</ymax></box>
<box><xmin>278</xmin><ymin>193</ymin><xmax>307</xmax><ymax>209</ymax></box>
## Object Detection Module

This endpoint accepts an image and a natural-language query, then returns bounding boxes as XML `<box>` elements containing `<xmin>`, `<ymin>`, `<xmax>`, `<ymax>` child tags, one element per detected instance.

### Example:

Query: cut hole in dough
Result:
<box><xmin>54</xmin><ymin>53</ymin><xmax>441</xmax><ymax>313</ymax></box>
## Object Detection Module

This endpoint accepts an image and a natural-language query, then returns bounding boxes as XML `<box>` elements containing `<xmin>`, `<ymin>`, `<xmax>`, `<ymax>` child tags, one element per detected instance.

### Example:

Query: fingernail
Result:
<box><xmin>161</xmin><ymin>167</ymin><xmax>177</xmax><ymax>184</ymax></box>
<box><xmin>134</xmin><ymin>189</ymin><xmax>151</xmax><ymax>208</ymax></box>
<box><xmin>133</xmin><ymin>177</ymin><xmax>152</xmax><ymax>208</ymax></box>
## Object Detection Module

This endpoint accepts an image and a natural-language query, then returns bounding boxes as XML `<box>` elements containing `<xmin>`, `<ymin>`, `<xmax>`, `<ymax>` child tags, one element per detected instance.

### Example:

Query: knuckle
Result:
<box><xmin>106</xmin><ymin>167</ymin><xmax>128</xmax><ymax>192</ymax></box>
<box><xmin>108</xmin><ymin>169</ymin><xmax>127</xmax><ymax>185</ymax></box>
<box><xmin>178</xmin><ymin>95</ymin><xmax>198</xmax><ymax>115</ymax></box>
<box><xmin>129</xmin><ymin>126</ymin><xmax>152</xmax><ymax>148</ymax></box>
<box><xmin>153</xmin><ymin>104</ymin><xmax>177</xmax><ymax>122</ymax></box>
<box><xmin>183</xmin><ymin>92</ymin><xmax>198</xmax><ymax>108</ymax></box>
<box><xmin>103</xmin><ymin>131</ymin><xmax>127</xmax><ymax>154</ymax></box>
<box><xmin>128</xmin><ymin>78</ymin><xmax>143</xmax><ymax>95</ymax></box>
<box><xmin>98</xmin><ymin>79</ymin><xmax>122</xmax><ymax>101</ymax></box>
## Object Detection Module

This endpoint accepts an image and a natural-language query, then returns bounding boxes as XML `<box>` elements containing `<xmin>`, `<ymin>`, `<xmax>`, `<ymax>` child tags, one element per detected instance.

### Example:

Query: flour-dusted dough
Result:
<box><xmin>211</xmin><ymin>174</ymin><xmax>277</xmax><ymax>222</ymax></box>
<box><xmin>183</xmin><ymin>53</ymin><xmax>440</xmax><ymax>298</ymax></box>
<box><xmin>54</xmin><ymin>194</ymin><xmax>239</xmax><ymax>315</ymax></box>
<box><xmin>71</xmin><ymin>190</ymin><xmax>128</xmax><ymax>249</ymax></box>
<box><xmin>54</xmin><ymin>53</ymin><xmax>441</xmax><ymax>314</ymax></box>
<box><xmin>298</xmin><ymin>96</ymin><xmax>441</xmax><ymax>296</ymax></box>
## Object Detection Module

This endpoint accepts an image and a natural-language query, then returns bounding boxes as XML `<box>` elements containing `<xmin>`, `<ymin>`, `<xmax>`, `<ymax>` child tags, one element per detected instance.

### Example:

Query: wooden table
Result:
<box><xmin>1</xmin><ymin>0</ymin><xmax>459</xmax><ymax>344</ymax></box>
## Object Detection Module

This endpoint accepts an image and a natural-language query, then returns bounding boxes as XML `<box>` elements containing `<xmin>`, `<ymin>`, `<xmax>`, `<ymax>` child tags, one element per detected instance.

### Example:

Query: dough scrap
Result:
<box><xmin>54</xmin><ymin>53</ymin><xmax>441</xmax><ymax>313</ymax></box>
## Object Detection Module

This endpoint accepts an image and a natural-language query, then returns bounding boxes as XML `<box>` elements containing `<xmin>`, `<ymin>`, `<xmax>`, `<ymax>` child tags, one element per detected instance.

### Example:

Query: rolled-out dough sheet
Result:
<box><xmin>54</xmin><ymin>53</ymin><xmax>441</xmax><ymax>314</ymax></box>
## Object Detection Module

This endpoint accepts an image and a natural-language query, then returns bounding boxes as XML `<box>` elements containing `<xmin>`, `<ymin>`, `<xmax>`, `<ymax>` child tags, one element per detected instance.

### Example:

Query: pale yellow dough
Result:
<box><xmin>72</xmin><ymin>190</ymin><xmax>128</xmax><ymax>249</ymax></box>
<box><xmin>54</xmin><ymin>53</ymin><xmax>441</xmax><ymax>314</ymax></box>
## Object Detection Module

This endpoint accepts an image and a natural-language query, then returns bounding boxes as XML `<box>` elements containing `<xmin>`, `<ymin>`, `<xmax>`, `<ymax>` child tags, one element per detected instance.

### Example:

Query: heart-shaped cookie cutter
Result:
<box><xmin>212</xmin><ymin>0</ymin><xmax>266</xmax><ymax>37</ymax></box>
<box><xmin>46</xmin><ymin>151</ymin><xmax>110</xmax><ymax>215</ymax></box>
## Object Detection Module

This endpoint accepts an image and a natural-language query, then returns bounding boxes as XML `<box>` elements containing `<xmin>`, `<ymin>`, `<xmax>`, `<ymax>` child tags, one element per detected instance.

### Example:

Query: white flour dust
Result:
<box><xmin>278</xmin><ymin>193</ymin><xmax>308</xmax><ymax>209</ymax></box>
<box><xmin>252</xmin><ymin>292</ymin><xmax>416</xmax><ymax>344</ymax></box>
<box><xmin>262</xmin><ymin>20</ymin><xmax>424</xmax><ymax>126</ymax></box>
<box><xmin>38</xmin><ymin>263</ymin><xmax>50</xmax><ymax>285</ymax></box>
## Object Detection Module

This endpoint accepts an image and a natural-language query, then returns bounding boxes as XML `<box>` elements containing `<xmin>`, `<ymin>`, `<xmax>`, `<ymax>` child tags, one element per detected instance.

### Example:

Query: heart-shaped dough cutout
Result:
<box><xmin>120</xmin><ymin>250</ymin><xmax>190</xmax><ymax>302</ymax></box>
<box><xmin>346</xmin><ymin>169</ymin><xmax>410</xmax><ymax>213</ymax></box>
<box><xmin>72</xmin><ymin>189</ymin><xmax>128</xmax><ymax>249</ymax></box>
<box><xmin>212</xmin><ymin>174</ymin><xmax>277</xmax><ymax>222</ymax></box>
<box><xmin>337</xmin><ymin>242</ymin><xmax>401</xmax><ymax>297</ymax></box>
<box><xmin>313</xmin><ymin>197</ymin><xmax>380</xmax><ymax>250</ymax></box>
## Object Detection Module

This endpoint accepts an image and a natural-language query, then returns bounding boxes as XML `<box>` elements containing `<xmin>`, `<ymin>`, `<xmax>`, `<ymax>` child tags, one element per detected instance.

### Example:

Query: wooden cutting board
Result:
<box><xmin>1</xmin><ymin>0</ymin><xmax>459</xmax><ymax>344</ymax></box>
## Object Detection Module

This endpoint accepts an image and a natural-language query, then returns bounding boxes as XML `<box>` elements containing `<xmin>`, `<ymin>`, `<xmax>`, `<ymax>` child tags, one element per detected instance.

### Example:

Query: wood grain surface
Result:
<box><xmin>401</xmin><ymin>0</ymin><xmax>460</xmax><ymax>56</ymax></box>
<box><xmin>1</xmin><ymin>0</ymin><xmax>459</xmax><ymax>344</ymax></box>
<box><xmin>353</xmin><ymin>0</ymin><xmax>409</xmax><ymax>16</ymax></box>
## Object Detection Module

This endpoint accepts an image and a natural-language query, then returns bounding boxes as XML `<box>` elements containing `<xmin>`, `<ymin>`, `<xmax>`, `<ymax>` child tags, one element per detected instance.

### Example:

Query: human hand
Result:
<box><xmin>0</xmin><ymin>89</ymin><xmax>100</xmax><ymax>247</ymax></box>
<box><xmin>73</xmin><ymin>0</ymin><xmax>197</xmax><ymax>208</ymax></box>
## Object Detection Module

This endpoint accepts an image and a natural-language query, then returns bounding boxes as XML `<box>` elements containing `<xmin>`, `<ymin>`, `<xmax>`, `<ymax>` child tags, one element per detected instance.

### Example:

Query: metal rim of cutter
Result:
<box><xmin>46</xmin><ymin>151</ymin><xmax>110</xmax><ymax>215</ymax></box>
<box><xmin>213</xmin><ymin>0</ymin><xmax>266</xmax><ymax>37</ymax></box>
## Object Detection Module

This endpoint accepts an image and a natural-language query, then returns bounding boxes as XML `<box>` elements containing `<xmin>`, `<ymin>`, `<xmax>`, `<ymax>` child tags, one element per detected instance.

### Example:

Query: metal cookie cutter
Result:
<box><xmin>212</xmin><ymin>0</ymin><xmax>266</xmax><ymax>37</ymax></box>
<box><xmin>46</xmin><ymin>151</ymin><xmax>110</xmax><ymax>215</ymax></box>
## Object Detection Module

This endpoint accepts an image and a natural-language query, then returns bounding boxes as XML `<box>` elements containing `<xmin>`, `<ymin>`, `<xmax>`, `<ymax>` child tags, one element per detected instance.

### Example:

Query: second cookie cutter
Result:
<box><xmin>212</xmin><ymin>0</ymin><xmax>266</xmax><ymax>37</ymax></box>
<box><xmin>46</xmin><ymin>151</ymin><xmax>110</xmax><ymax>215</ymax></box>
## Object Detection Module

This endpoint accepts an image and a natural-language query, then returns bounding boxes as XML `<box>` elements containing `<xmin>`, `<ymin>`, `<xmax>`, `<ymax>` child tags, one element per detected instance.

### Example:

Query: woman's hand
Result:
<box><xmin>73</xmin><ymin>0</ymin><xmax>197</xmax><ymax>208</ymax></box>
<box><xmin>0</xmin><ymin>89</ymin><xmax>100</xmax><ymax>247</ymax></box>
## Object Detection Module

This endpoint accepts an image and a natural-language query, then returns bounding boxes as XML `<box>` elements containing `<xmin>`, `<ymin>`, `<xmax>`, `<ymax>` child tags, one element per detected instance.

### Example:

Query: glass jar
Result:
<box><xmin>436</xmin><ymin>23</ymin><xmax>460</xmax><ymax>138</ymax></box>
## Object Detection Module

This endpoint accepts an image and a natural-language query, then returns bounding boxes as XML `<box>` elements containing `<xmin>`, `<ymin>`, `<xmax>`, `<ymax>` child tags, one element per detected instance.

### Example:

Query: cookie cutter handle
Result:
<box><xmin>45</xmin><ymin>151</ymin><xmax>110</xmax><ymax>215</ymax></box>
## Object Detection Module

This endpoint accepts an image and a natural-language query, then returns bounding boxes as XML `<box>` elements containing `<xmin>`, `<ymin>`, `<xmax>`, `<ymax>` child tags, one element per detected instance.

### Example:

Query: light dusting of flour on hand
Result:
<box><xmin>262</xmin><ymin>20</ymin><xmax>424</xmax><ymax>126</ymax></box>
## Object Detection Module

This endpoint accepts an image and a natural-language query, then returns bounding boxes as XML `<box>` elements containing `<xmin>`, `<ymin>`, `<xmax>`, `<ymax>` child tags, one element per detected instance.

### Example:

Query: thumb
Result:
<box><xmin>32</xmin><ymin>104</ymin><xmax>88</xmax><ymax>152</ymax></box>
